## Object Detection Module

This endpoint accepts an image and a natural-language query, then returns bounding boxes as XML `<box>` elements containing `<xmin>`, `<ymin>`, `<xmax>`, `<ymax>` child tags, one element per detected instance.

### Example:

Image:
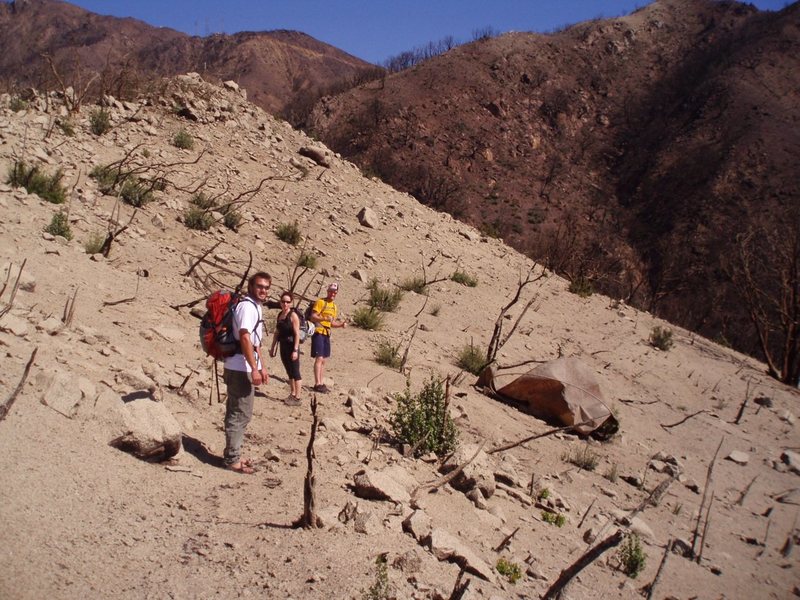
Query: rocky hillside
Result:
<box><xmin>0</xmin><ymin>0</ymin><xmax>375</xmax><ymax>114</ymax></box>
<box><xmin>306</xmin><ymin>0</ymin><xmax>800</xmax><ymax>367</ymax></box>
<box><xmin>0</xmin><ymin>76</ymin><xmax>798</xmax><ymax>599</ymax></box>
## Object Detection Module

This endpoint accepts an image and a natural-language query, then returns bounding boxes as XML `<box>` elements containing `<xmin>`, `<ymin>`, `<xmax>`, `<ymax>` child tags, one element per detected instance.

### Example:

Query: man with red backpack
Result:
<box><xmin>223</xmin><ymin>272</ymin><xmax>271</xmax><ymax>474</ymax></box>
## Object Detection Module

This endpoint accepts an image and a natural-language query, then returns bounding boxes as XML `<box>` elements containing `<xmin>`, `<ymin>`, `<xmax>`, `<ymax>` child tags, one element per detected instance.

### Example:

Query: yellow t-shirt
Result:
<box><xmin>312</xmin><ymin>299</ymin><xmax>337</xmax><ymax>335</ymax></box>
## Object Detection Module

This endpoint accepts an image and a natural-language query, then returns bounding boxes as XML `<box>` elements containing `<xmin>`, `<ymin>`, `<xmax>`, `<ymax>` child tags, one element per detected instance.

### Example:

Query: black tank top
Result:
<box><xmin>276</xmin><ymin>312</ymin><xmax>295</xmax><ymax>345</ymax></box>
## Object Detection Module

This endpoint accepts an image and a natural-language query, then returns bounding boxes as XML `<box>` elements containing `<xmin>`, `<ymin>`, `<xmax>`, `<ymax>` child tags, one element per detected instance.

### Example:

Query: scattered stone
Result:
<box><xmin>466</xmin><ymin>488</ymin><xmax>487</xmax><ymax>509</ymax></box>
<box><xmin>38</xmin><ymin>371</ymin><xmax>85</xmax><ymax>417</ymax></box>
<box><xmin>353</xmin><ymin>468</ymin><xmax>411</xmax><ymax>503</ymax></box>
<box><xmin>402</xmin><ymin>510</ymin><xmax>432</xmax><ymax>542</ymax></box>
<box><xmin>780</xmin><ymin>411</ymin><xmax>796</xmax><ymax>425</ymax></box>
<box><xmin>780</xmin><ymin>451</ymin><xmax>800</xmax><ymax>476</ymax></box>
<box><xmin>108</xmin><ymin>398</ymin><xmax>182</xmax><ymax>461</ymax></box>
<box><xmin>298</xmin><ymin>145</ymin><xmax>330</xmax><ymax>167</ymax></box>
<box><xmin>357</xmin><ymin>206</ymin><xmax>379</xmax><ymax>228</ymax></box>
<box><xmin>353</xmin><ymin>507</ymin><xmax>381</xmax><ymax>535</ymax></box>
<box><xmin>726</xmin><ymin>450</ymin><xmax>750</xmax><ymax>465</ymax></box>
<box><xmin>351</xmin><ymin>269</ymin><xmax>368</xmax><ymax>282</ymax></box>
<box><xmin>393</xmin><ymin>549</ymin><xmax>422</xmax><ymax>573</ymax></box>
<box><xmin>671</xmin><ymin>538</ymin><xmax>693</xmax><ymax>557</ymax></box>
<box><xmin>439</xmin><ymin>443</ymin><xmax>496</xmax><ymax>499</ymax></box>
<box><xmin>775</xmin><ymin>488</ymin><xmax>800</xmax><ymax>504</ymax></box>
<box><xmin>0</xmin><ymin>314</ymin><xmax>30</xmax><ymax>337</ymax></box>
<box><xmin>429</xmin><ymin>529</ymin><xmax>496</xmax><ymax>583</ymax></box>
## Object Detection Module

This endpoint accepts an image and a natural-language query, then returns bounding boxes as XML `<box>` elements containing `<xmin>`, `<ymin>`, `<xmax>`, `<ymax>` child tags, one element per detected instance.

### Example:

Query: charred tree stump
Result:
<box><xmin>295</xmin><ymin>394</ymin><xmax>322</xmax><ymax>528</ymax></box>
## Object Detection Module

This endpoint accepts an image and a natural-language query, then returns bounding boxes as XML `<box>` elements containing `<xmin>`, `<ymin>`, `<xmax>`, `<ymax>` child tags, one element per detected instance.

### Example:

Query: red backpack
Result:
<box><xmin>199</xmin><ymin>291</ymin><xmax>253</xmax><ymax>359</ymax></box>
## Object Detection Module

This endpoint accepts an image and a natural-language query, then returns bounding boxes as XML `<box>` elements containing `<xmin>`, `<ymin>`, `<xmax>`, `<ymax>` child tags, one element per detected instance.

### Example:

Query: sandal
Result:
<box><xmin>227</xmin><ymin>461</ymin><xmax>256</xmax><ymax>474</ymax></box>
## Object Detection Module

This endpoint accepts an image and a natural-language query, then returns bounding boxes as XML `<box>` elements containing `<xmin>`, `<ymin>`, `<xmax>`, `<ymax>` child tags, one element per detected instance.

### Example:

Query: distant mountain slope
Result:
<box><xmin>0</xmin><ymin>0</ymin><xmax>374</xmax><ymax>114</ymax></box>
<box><xmin>306</xmin><ymin>0</ymin><xmax>800</xmax><ymax>363</ymax></box>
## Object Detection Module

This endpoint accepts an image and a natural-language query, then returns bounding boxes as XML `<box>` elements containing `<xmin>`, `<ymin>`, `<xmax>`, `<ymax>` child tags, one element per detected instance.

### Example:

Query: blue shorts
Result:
<box><xmin>311</xmin><ymin>333</ymin><xmax>331</xmax><ymax>358</ymax></box>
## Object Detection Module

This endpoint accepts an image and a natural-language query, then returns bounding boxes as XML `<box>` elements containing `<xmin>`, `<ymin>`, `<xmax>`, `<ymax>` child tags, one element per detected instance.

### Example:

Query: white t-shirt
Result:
<box><xmin>223</xmin><ymin>297</ymin><xmax>263</xmax><ymax>373</ymax></box>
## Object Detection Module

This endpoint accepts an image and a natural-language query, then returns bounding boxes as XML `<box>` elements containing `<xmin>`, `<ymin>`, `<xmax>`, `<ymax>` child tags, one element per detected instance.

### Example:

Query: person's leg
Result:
<box><xmin>223</xmin><ymin>369</ymin><xmax>254</xmax><ymax>467</ymax></box>
<box><xmin>314</xmin><ymin>356</ymin><xmax>325</xmax><ymax>388</ymax></box>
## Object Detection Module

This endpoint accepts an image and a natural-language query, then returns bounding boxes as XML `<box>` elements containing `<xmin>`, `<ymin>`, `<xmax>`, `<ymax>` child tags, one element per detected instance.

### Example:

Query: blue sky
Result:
<box><xmin>67</xmin><ymin>0</ymin><xmax>791</xmax><ymax>65</ymax></box>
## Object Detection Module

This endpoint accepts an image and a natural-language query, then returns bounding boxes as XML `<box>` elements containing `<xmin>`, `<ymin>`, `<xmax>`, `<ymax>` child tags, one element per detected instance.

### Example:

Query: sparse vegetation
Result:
<box><xmin>537</xmin><ymin>488</ymin><xmax>551</xmax><ymax>501</ymax></box>
<box><xmin>496</xmin><ymin>557</ymin><xmax>523</xmax><ymax>584</ymax></box>
<box><xmin>456</xmin><ymin>341</ymin><xmax>487</xmax><ymax>375</ymax></box>
<box><xmin>374</xmin><ymin>338</ymin><xmax>402</xmax><ymax>368</ymax></box>
<box><xmin>429</xmin><ymin>303</ymin><xmax>441</xmax><ymax>317</ymax></box>
<box><xmin>183</xmin><ymin>206</ymin><xmax>214</xmax><ymax>231</ymax></box>
<box><xmin>9</xmin><ymin>96</ymin><xmax>28</xmax><ymax>112</ymax></box>
<box><xmin>569</xmin><ymin>276</ymin><xmax>594</xmax><ymax>297</ymax></box>
<box><xmin>119</xmin><ymin>178</ymin><xmax>153</xmax><ymax>207</ymax></box>
<box><xmin>451</xmin><ymin>269</ymin><xmax>478</xmax><ymax>287</ymax></box>
<box><xmin>649</xmin><ymin>326</ymin><xmax>674</xmax><ymax>351</ymax></box>
<box><xmin>297</xmin><ymin>251</ymin><xmax>318</xmax><ymax>269</ymax></box>
<box><xmin>361</xmin><ymin>554</ymin><xmax>390</xmax><ymax>600</ymax></box>
<box><xmin>604</xmin><ymin>462</ymin><xmax>619</xmax><ymax>483</ymax></box>
<box><xmin>275</xmin><ymin>220</ymin><xmax>301</xmax><ymax>245</ymax></box>
<box><xmin>190</xmin><ymin>192</ymin><xmax>216</xmax><ymax>210</ymax></box>
<box><xmin>84</xmin><ymin>231</ymin><xmax>106</xmax><ymax>254</ymax></box>
<box><xmin>172</xmin><ymin>128</ymin><xmax>194</xmax><ymax>150</ymax></box>
<box><xmin>541</xmin><ymin>511</ymin><xmax>566</xmax><ymax>527</ymax></box>
<box><xmin>399</xmin><ymin>275</ymin><xmax>428</xmax><ymax>294</ymax></box>
<box><xmin>367</xmin><ymin>279</ymin><xmax>403</xmax><ymax>312</ymax></box>
<box><xmin>90</xmin><ymin>164</ymin><xmax>154</xmax><ymax>207</ymax></box>
<box><xmin>45</xmin><ymin>211</ymin><xmax>72</xmax><ymax>240</ymax></box>
<box><xmin>7</xmin><ymin>161</ymin><xmax>67</xmax><ymax>204</ymax></box>
<box><xmin>563</xmin><ymin>445</ymin><xmax>600</xmax><ymax>471</ymax></box>
<box><xmin>352</xmin><ymin>307</ymin><xmax>385</xmax><ymax>331</ymax></box>
<box><xmin>223</xmin><ymin>209</ymin><xmax>242</xmax><ymax>231</ymax></box>
<box><xmin>56</xmin><ymin>118</ymin><xmax>75</xmax><ymax>137</ymax></box>
<box><xmin>390</xmin><ymin>376</ymin><xmax>458</xmax><ymax>457</ymax></box>
<box><xmin>89</xmin><ymin>108</ymin><xmax>111</xmax><ymax>135</ymax></box>
<box><xmin>618</xmin><ymin>533</ymin><xmax>646</xmax><ymax>578</ymax></box>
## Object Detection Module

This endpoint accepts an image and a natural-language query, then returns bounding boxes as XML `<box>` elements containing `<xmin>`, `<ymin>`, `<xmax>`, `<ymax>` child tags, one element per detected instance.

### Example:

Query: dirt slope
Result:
<box><xmin>0</xmin><ymin>76</ymin><xmax>798</xmax><ymax>599</ymax></box>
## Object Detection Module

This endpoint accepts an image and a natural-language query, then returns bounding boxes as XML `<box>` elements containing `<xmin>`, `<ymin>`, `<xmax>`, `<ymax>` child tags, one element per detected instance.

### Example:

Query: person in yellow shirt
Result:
<box><xmin>309</xmin><ymin>282</ymin><xmax>347</xmax><ymax>393</ymax></box>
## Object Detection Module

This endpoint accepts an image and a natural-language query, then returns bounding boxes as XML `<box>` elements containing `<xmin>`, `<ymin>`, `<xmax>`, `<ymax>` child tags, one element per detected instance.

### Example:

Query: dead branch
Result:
<box><xmin>448</xmin><ymin>567</ymin><xmax>471</xmax><ymax>600</ymax></box>
<box><xmin>642</xmin><ymin>539</ymin><xmax>671</xmax><ymax>600</ymax></box>
<box><xmin>0</xmin><ymin>347</ymin><xmax>38</xmax><ymax>423</ymax></box>
<box><xmin>578</xmin><ymin>498</ymin><xmax>596</xmax><ymax>529</ymax></box>
<box><xmin>487</xmin><ymin>419</ymin><xmax>596</xmax><ymax>455</ymax></box>
<box><xmin>697</xmin><ymin>492</ymin><xmax>715</xmax><ymax>563</ymax></box>
<box><xmin>411</xmin><ymin>440</ymin><xmax>486</xmax><ymax>502</ymax></box>
<box><xmin>102</xmin><ymin>273</ymin><xmax>141</xmax><ymax>307</ymax></box>
<box><xmin>496</xmin><ymin>357</ymin><xmax>550</xmax><ymax>370</ymax></box>
<box><xmin>295</xmin><ymin>395</ymin><xmax>322</xmax><ymax>528</ymax></box>
<box><xmin>494</xmin><ymin>527</ymin><xmax>519</xmax><ymax>553</ymax></box>
<box><xmin>100</xmin><ymin>205</ymin><xmax>138</xmax><ymax>258</ymax></box>
<box><xmin>736</xmin><ymin>475</ymin><xmax>759</xmax><ymax>506</ymax></box>
<box><xmin>733</xmin><ymin>378</ymin><xmax>752</xmax><ymax>425</ymax></box>
<box><xmin>184</xmin><ymin>241</ymin><xmax>222</xmax><ymax>276</ymax></box>
<box><xmin>0</xmin><ymin>259</ymin><xmax>27</xmax><ymax>319</ymax></box>
<box><xmin>542</xmin><ymin>530</ymin><xmax>624</xmax><ymax>600</ymax></box>
<box><xmin>399</xmin><ymin>321</ymin><xmax>419</xmax><ymax>372</ymax></box>
<box><xmin>691</xmin><ymin>436</ymin><xmax>724</xmax><ymax>558</ymax></box>
<box><xmin>62</xmin><ymin>287</ymin><xmax>78</xmax><ymax>326</ymax></box>
<box><xmin>660</xmin><ymin>409</ymin><xmax>708</xmax><ymax>430</ymax></box>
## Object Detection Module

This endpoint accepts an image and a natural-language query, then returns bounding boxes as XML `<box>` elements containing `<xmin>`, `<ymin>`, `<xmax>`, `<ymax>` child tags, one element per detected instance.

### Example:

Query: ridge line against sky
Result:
<box><xmin>65</xmin><ymin>0</ymin><xmax>792</xmax><ymax>65</ymax></box>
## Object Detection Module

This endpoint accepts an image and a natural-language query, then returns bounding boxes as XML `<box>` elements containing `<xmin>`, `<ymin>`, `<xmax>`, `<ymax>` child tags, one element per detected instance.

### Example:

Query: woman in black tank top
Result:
<box><xmin>269</xmin><ymin>291</ymin><xmax>302</xmax><ymax>405</ymax></box>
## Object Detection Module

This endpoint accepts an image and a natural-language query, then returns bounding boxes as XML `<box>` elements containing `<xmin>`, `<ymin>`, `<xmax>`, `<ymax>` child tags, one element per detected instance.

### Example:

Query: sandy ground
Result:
<box><xmin>0</xmin><ymin>78</ymin><xmax>798</xmax><ymax>599</ymax></box>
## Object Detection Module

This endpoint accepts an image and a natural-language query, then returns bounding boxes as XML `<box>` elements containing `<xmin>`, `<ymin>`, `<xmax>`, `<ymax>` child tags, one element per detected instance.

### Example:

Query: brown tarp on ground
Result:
<box><xmin>476</xmin><ymin>357</ymin><xmax>615</xmax><ymax>435</ymax></box>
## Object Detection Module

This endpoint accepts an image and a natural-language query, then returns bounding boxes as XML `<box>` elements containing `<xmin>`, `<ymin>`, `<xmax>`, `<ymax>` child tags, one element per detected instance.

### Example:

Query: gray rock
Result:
<box><xmin>780</xmin><ymin>451</ymin><xmax>800</xmax><ymax>475</ymax></box>
<box><xmin>429</xmin><ymin>529</ymin><xmax>496</xmax><ymax>583</ymax></box>
<box><xmin>353</xmin><ymin>508</ymin><xmax>381</xmax><ymax>535</ymax></box>
<box><xmin>392</xmin><ymin>549</ymin><xmax>422</xmax><ymax>573</ymax></box>
<box><xmin>298</xmin><ymin>146</ymin><xmax>330</xmax><ymax>168</ymax></box>
<box><xmin>466</xmin><ymin>488</ymin><xmax>487</xmax><ymax>509</ymax></box>
<box><xmin>357</xmin><ymin>206</ymin><xmax>379</xmax><ymax>228</ymax></box>
<box><xmin>38</xmin><ymin>371</ymin><xmax>85</xmax><ymax>417</ymax></box>
<box><xmin>440</xmin><ymin>443</ymin><xmax>496</xmax><ymax>499</ymax></box>
<box><xmin>402</xmin><ymin>509</ymin><xmax>431</xmax><ymax>542</ymax></box>
<box><xmin>351</xmin><ymin>269</ymin><xmax>369</xmax><ymax>282</ymax></box>
<box><xmin>108</xmin><ymin>398</ymin><xmax>182</xmax><ymax>460</ymax></box>
<box><xmin>353</xmin><ymin>468</ymin><xmax>411</xmax><ymax>503</ymax></box>
<box><xmin>726</xmin><ymin>450</ymin><xmax>750</xmax><ymax>465</ymax></box>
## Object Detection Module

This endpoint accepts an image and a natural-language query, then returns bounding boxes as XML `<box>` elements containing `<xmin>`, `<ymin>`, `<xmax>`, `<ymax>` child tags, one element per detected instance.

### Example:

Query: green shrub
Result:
<box><xmin>451</xmin><ymin>269</ymin><xmax>478</xmax><ymax>287</ymax></box>
<box><xmin>352</xmin><ymin>306</ymin><xmax>384</xmax><ymax>331</ymax></box>
<box><xmin>367</xmin><ymin>279</ymin><xmax>403</xmax><ymax>312</ymax></box>
<box><xmin>399</xmin><ymin>275</ymin><xmax>427</xmax><ymax>294</ymax></box>
<box><xmin>190</xmin><ymin>192</ymin><xmax>217</xmax><ymax>210</ymax></box>
<box><xmin>374</xmin><ymin>338</ymin><xmax>401</xmax><ymax>368</ymax></box>
<box><xmin>568</xmin><ymin>276</ymin><xmax>593</xmax><ymax>297</ymax></box>
<box><xmin>89</xmin><ymin>164</ymin><xmax>121</xmax><ymax>193</ymax></box>
<box><xmin>184</xmin><ymin>206</ymin><xmax>214</xmax><ymax>231</ymax></box>
<box><xmin>275</xmin><ymin>220</ymin><xmax>301</xmax><ymax>245</ymax></box>
<box><xmin>84</xmin><ymin>231</ymin><xmax>106</xmax><ymax>254</ymax></box>
<box><xmin>618</xmin><ymin>533</ymin><xmax>646</xmax><ymax>578</ymax></box>
<box><xmin>45</xmin><ymin>212</ymin><xmax>72</xmax><ymax>240</ymax></box>
<box><xmin>7</xmin><ymin>161</ymin><xmax>67</xmax><ymax>204</ymax></box>
<box><xmin>390</xmin><ymin>377</ymin><xmax>458</xmax><ymax>457</ymax></box>
<box><xmin>456</xmin><ymin>342</ymin><xmax>487</xmax><ymax>375</ymax></box>
<box><xmin>9</xmin><ymin>96</ymin><xmax>28</xmax><ymax>112</ymax></box>
<box><xmin>496</xmin><ymin>558</ymin><xmax>522</xmax><ymax>584</ymax></box>
<box><xmin>119</xmin><ymin>178</ymin><xmax>153</xmax><ymax>207</ymax></box>
<box><xmin>223</xmin><ymin>209</ymin><xmax>242</xmax><ymax>231</ymax></box>
<box><xmin>541</xmin><ymin>511</ymin><xmax>566</xmax><ymax>527</ymax></box>
<box><xmin>361</xmin><ymin>554</ymin><xmax>390</xmax><ymax>600</ymax></box>
<box><xmin>563</xmin><ymin>444</ymin><xmax>600</xmax><ymax>471</ymax></box>
<box><xmin>537</xmin><ymin>487</ymin><xmax>550</xmax><ymax>501</ymax></box>
<box><xmin>56</xmin><ymin>118</ymin><xmax>75</xmax><ymax>136</ymax></box>
<box><xmin>649</xmin><ymin>326</ymin><xmax>674</xmax><ymax>351</ymax></box>
<box><xmin>89</xmin><ymin>108</ymin><xmax>111</xmax><ymax>135</ymax></box>
<box><xmin>297</xmin><ymin>251</ymin><xmax>318</xmax><ymax>269</ymax></box>
<box><xmin>172</xmin><ymin>128</ymin><xmax>194</xmax><ymax>150</ymax></box>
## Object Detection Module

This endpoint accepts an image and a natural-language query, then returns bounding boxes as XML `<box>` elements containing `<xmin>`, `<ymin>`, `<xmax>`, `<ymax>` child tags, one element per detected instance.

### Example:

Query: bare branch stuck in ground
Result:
<box><xmin>542</xmin><ymin>530</ymin><xmax>624</xmax><ymax>600</ymax></box>
<box><xmin>0</xmin><ymin>347</ymin><xmax>38</xmax><ymax>423</ymax></box>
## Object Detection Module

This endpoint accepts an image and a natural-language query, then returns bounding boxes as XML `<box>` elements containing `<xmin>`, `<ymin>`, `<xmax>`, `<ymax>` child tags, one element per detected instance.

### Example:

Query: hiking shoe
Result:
<box><xmin>284</xmin><ymin>395</ymin><xmax>301</xmax><ymax>406</ymax></box>
<box><xmin>313</xmin><ymin>384</ymin><xmax>330</xmax><ymax>394</ymax></box>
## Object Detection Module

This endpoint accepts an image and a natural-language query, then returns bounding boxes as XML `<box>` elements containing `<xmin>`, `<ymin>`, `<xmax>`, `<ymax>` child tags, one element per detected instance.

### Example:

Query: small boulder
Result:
<box><xmin>726</xmin><ymin>450</ymin><xmax>750</xmax><ymax>465</ymax></box>
<box><xmin>402</xmin><ymin>509</ymin><xmax>432</xmax><ymax>542</ymax></box>
<box><xmin>429</xmin><ymin>529</ymin><xmax>496</xmax><ymax>583</ymax></box>
<box><xmin>353</xmin><ymin>468</ymin><xmax>411</xmax><ymax>503</ymax></box>
<box><xmin>108</xmin><ymin>398</ymin><xmax>182</xmax><ymax>460</ymax></box>
<box><xmin>357</xmin><ymin>206</ymin><xmax>379</xmax><ymax>229</ymax></box>
<box><xmin>298</xmin><ymin>146</ymin><xmax>330</xmax><ymax>167</ymax></box>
